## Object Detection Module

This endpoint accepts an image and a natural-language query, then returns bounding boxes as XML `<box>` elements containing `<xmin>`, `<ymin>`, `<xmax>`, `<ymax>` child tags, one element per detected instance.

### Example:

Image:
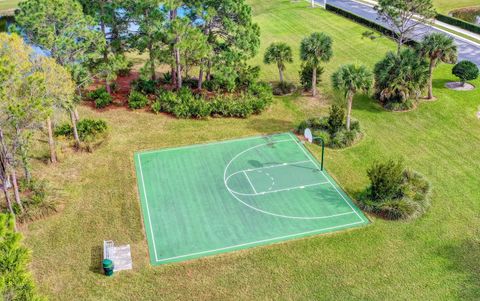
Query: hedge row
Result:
<box><xmin>325</xmin><ymin>4</ymin><xmax>417</xmax><ymax>47</ymax></box>
<box><xmin>436</xmin><ymin>14</ymin><xmax>480</xmax><ymax>35</ymax></box>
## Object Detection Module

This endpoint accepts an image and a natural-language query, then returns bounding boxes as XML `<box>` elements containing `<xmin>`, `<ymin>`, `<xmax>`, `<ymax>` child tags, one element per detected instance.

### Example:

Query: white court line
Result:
<box><xmin>223</xmin><ymin>139</ymin><xmax>357</xmax><ymax>220</ymax></box>
<box><xmin>287</xmin><ymin>133</ymin><xmax>365</xmax><ymax>223</ymax></box>
<box><xmin>243</xmin><ymin>171</ymin><xmax>258</xmax><ymax>194</ymax></box>
<box><xmin>243</xmin><ymin>160</ymin><xmax>311</xmax><ymax>173</ymax></box>
<box><xmin>155</xmin><ymin>220</ymin><xmax>365</xmax><ymax>262</ymax></box>
<box><xmin>137</xmin><ymin>133</ymin><xmax>292</xmax><ymax>156</ymax></box>
<box><xmin>137</xmin><ymin>154</ymin><xmax>159</xmax><ymax>262</ymax></box>
<box><xmin>228</xmin><ymin>181</ymin><xmax>330</xmax><ymax>196</ymax></box>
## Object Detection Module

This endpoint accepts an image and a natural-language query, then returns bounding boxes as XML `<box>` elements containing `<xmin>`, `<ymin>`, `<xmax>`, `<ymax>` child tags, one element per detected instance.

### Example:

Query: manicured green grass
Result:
<box><xmin>433</xmin><ymin>0</ymin><xmax>480</xmax><ymax>14</ymax></box>
<box><xmin>0</xmin><ymin>0</ymin><xmax>19</xmax><ymax>12</ymax></box>
<box><xmin>22</xmin><ymin>1</ymin><xmax>480</xmax><ymax>300</ymax></box>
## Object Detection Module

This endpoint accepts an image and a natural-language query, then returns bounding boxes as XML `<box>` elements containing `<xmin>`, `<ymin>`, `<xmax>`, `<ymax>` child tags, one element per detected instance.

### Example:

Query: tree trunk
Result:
<box><xmin>198</xmin><ymin>66</ymin><xmax>204</xmax><ymax>90</ymax></box>
<box><xmin>278</xmin><ymin>65</ymin><xmax>284</xmax><ymax>83</ymax></box>
<box><xmin>70</xmin><ymin>109</ymin><xmax>81</xmax><ymax>148</ymax></box>
<box><xmin>2</xmin><ymin>186</ymin><xmax>14</xmax><ymax>215</ymax></box>
<box><xmin>100</xmin><ymin>18</ymin><xmax>111</xmax><ymax>93</ymax></box>
<box><xmin>312</xmin><ymin>66</ymin><xmax>317</xmax><ymax>97</ymax></box>
<box><xmin>74</xmin><ymin>107</ymin><xmax>80</xmax><ymax>122</ymax></box>
<box><xmin>175</xmin><ymin>46</ymin><xmax>182</xmax><ymax>89</ymax></box>
<box><xmin>427</xmin><ymin>58</ymin><xmax>435</xmax><ymax>99</ymax></box>
<box><xmin>46</xmin><ymin>117</ymin><xmax>57</xmax><ymax>164</ymax></box>
<box><xmin>10</xmin><ymin>170</ymin><xmax>23</xmax><ymax>212</ymax></box>
<box><xmin>346</xmin><ymin>92</ymin><xmax>353</xmax><ymax>131</ymax></box>
<box><xmin>20</xmin><ymin>146</ymin><xmax>31</xmax><ymax>184</ymax></box>
<box><xmin>206</xmin><ymin>59</ymin><xmax>212</xmax><ymax>81</ymax></box>
<box><xmin>148</xmin><ymin>42</ymin><xmax>156</xmax><ymax>81</ymax></box>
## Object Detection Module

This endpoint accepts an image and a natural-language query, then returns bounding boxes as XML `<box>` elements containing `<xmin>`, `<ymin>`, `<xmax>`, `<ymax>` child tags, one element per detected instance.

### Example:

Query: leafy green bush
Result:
<box><xmin>87</xmin><ymin>87</ymin><xmax>108</xmax><ymax>101</ymax></box>
<box><xmin>94</xmin><ymin>93</ymin><xmax>112</xmax><ymax>109</ymax></box>
<box><xmin>0</xmin><ymin>214</ymin><xmax>44</xmax><ymax>299</ymax></box>
<box><xmin>132</xmin><ymin>78</ymin><xmax>157</xmax><ymax>95</ymax></box>
<box><xmin>128</xmin><ymin>91</ymin><xmax>149</xmax><ymax>109</ymax></box>
<box><xmin>367</xmin><ymin>160</ymin><xmax>405</xmax><ymax>201</ymax></box>
<box><xmin>296</xmin><ymin>105</ymin><xmax>362</xmax><ymax>148</ymax></box>
<box><xmin>452</xmin><ymin>60</ymin><xmax>479</xmax><ymax>85</ymax></box>
<box><xmin>55</xmin><ymin>119</ymin><xmax>108</xmax><ymax>142</ymax></box>
<box><xmin>374</xmin><ymin>49</ymin><xmax>429</xmax><ymax>111</ymax></box>
<box><xmin>87</xmin><ymin>87</ymin><xmax>113</xmax><ymax>109</ymax></box>
<box><xmin>359</xmin><ymin>160</ymin><xmax>431</xmax><ymax>220</ymax></box>
<box><xmin>299</xmin><ymin>64</ymin><xmax>324</xmax><ymax>90</ymax></box>
<box><xmin>327</xmin><ymin>104</ymin><xmax>345</xmax><ymax>134</ymax></box>
<box><xmin>273</xmin><ymin>81</ymin><xmax>296</xmax><ymax>95</ymax></box>
<box><xmin>151</xmin><ymin>101</ymin><xmax>162</xmax><ymax>114</ymax></box>
<box><xmin>154</xmin><ymin>86</ymin><xmax>272</xmax><ymax>119</ymax></box>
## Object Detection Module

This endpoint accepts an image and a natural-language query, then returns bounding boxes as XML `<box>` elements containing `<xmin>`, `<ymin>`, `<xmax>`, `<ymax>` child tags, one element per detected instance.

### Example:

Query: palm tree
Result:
<box><xmin>332</xmin><ymin>64</ymin><xmax>372</xmax><ymax>130</ymax></box>
<box><xmin>300</xmin><ymin>32</ymin><xmax>333</xmax><ymax>96</ymax></box>
<box><xmin>418</xmin><ymin>33</ymin><xmax>457</xmax><ymax>100</ymax></box>
<box><xmin>374</xmin><ymin>48</ymin><xmax>429</xmax><ymax>108</ymax></box>
<box><xmin>264</xmin><ymin>42</ymin><xmax>293</xmax><ymax>83</ymax></box>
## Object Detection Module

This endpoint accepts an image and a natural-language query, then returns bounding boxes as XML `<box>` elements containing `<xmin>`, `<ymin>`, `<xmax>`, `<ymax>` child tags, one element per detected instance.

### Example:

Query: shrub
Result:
<box><xmin>237</xmin><ymin>65</ymin><xmax>261</xmax><ymax>88</ymax></box>
<box><xmin>452</xmin><ymin>60</ymin><xmax>479</xmax><ymax>85</ymax></box>
<box><xmin>55</xmin><ymin>119</ymin><xmax>108</xmax><ymax>142</ymax></box>
<box><xmin>0</xmin><ymin>214</ymin><xmax>44</xmax><ymax>299</ymax></box>
<box><xmin>299</xmin><ymin>64</ymin><xmax>324</xmax><ymax>90</ymax></box>
<box><xmin>327</xmin><ymin>104</ymin><xmax>345</xmax><ymax>134</ymax></box>
<box><xmin>151</xmin><ymin>101</ymin><xmax>162</xmax><ymax>114</ymax></box>
<box><xmin>367</xmin><ymin>160</ymin><xmax>406</xmax><ymax>201</ymax></box>
<box><xmin>128</xmin><ymin>91</ymin><xmax>149</xmax><ymax>109</ymax></box>
<box><xmin>87</xmin><ymin>87</ymin><xmax>113</xmax><ymax>108</ymax></box>
<box><xmin>359</xmin><ymin>161</ymin><xmax>431</xmax><ymax>220</ymax></box>
<box><xmin>118</xmin><ymin>60</ymin><xmax>133</xmax><ymax>77</ymax></box>
<box><xmin>94</xmin><ymin>92</ymin><xmax>112</xmax><ymax>109</ymax></box>
<box><xmin>374</xmin><ymin>49</ymin><xmax>429</xmax><ymax>111</ymax></box>
<box><xmin>273</xmin><ymin>81</ymin><xmax>296</xmax><ymax>96</ymax></box>
<box><xmin>296</xmin><ymin>105</ymin><xmax>362</xmax><ymax>149</ymax></box>
<box><xmin>132</xmin><ymin>78</ymin><xmax>157</xmax><ymax>95</ymax></box>
<box><xmin>87</xmin><ymin>87</ymin><xmax>108</xmax><ymax>101</ymax></box>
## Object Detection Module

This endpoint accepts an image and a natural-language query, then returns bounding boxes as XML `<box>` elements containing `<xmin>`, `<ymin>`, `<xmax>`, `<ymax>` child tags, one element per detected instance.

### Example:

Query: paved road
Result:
<box><xmin>318</xmin><ymin>0</ymin><xmax>480</xmax><ymax>67</ymax></box>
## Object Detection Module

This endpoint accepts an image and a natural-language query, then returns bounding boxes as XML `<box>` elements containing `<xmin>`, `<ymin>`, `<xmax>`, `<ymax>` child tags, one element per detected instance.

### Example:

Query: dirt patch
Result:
<box><xmin>445</xmin><ymin>82</ymin><xmax>475</xmax><ymax>91</ymax></box>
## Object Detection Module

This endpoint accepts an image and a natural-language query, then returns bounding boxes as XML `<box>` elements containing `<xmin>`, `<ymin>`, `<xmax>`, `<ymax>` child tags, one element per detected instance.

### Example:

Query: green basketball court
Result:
<box><xmin>134</xmin><ymin>132</ymin><xmax>369</xmax><ymax>265</ymax></box>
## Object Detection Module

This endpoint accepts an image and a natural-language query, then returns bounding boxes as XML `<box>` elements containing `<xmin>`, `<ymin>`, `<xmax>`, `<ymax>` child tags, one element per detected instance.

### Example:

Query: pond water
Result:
<box><xmin>450</xmin><ymin>7</ymin><xmax>480</xmax><ymax>25</ymax></box>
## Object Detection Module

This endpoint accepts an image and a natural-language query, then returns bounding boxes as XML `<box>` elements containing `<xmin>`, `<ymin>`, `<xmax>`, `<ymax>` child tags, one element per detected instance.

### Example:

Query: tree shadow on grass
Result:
<box><xmin>247</xmin><ymin>118</ymin><xmax>294</xmax><ymax>133</ymax></box>
<box><xmin>433</xmin><ymin>78</ymin><xmax>451</xmax><ymax>90</ymax></box>
<box><xmin>436</xmin><ymin>238</ymin><xmax>480</xmax><ymax>300</ymax></box>
<box><xmin>353</xmin><ymin>94</ymin><xmax>384</xmax><ymax>114</ymax></box>
<box><xmin>90</xmin><ymin>245</ymin><xmax>104</xmax><ymax>275</ymax></box>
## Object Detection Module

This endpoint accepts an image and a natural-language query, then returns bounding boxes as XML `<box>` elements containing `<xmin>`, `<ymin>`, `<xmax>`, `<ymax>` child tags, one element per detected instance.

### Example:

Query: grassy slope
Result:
<box><xmin>23</xmin><ymin>1</ymin><xmax>480</xmax><ymax>300</ymax></box>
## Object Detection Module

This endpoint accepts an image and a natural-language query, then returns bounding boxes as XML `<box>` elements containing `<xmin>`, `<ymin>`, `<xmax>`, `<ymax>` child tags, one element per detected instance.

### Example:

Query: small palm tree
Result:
<box><xmin>264</xmin><ymin>42</ymin><xmax>293</xmax><ymax>83</ymax></box>
<box><xmin>418</xmin><ymin>33</ymin><xmax>457</xmax><ymax>99</ymax></box>
<box><xmin>300</xmin><ymin>32</ymin><xmax>333</xmax><ymax>96</ymax></box>
<box><xmin>332</xmin><ymin>64</ymin><xmax>372</xmax><ymax>130</ymax></box>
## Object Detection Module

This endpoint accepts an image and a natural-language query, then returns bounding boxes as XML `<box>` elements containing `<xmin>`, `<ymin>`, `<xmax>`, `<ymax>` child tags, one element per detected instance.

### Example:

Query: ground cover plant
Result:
<box><xmin>359</xmin><ymin>160</ymin><xmax>431</xmax><ymax>220</ymax></box>
<box><xmin>296</xmin><ymin>105</ymin><xmax>363</xmax><ymax>148</ymax></box>
<box><xmin>2</xmin><ymin>0</ymin><xmax>480</xmax><ymax>300</ymax></box>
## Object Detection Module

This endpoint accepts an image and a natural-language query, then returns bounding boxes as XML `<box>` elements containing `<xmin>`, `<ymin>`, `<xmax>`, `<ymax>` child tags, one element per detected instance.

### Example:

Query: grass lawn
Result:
<box><xmin>433</xmin><ymin>0</ymin><xmax>480</xmax><ymax>14</ymax></box>
<box><xmin>0</xmin><ymin>0</ymin><xmax>19</xmax><ymax>12</ymax></box>
<box><xmin>22</xmin><ymin>0</ymin><xmax>480</xmax><ymax>300</ymax></box>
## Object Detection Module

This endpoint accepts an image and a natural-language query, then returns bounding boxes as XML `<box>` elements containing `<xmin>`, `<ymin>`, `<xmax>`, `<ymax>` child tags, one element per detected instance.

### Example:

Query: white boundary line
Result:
<box><xmin>242</xmin><ymin>160</ymin><xmax>312</xmax><ymax>173</ymax></box>
<box><xmin>137</xmin><ymin>133</ymin><xmax>368</xmax><ymax>264</ymax></box>
<box><xmin>223</xmin><ymin>138</ymin><xmax>359</xmax><ymax>220</ymax></box>
<box><xmin>287</xmin><ymin>133</ymin><xmax>366</xmax><ymax>223</ymax></box>
<box><xmin>155</xmin><ymin>220</ymin><xmax>365</xmax><ymax>262</ymax></box>
<box><xmin>137</xmin><ymin>154</ymin><xmax>159</xmax><ymax>262</ymax></box>
<box><xmin>137</xmin><ymin>133</ymin><xmax>291</xmax><ymax>156</ymax></box>
<box><xmin>243</xmin><ymin>171</ymin><xmax>258</xmax><ymax>194</ymax></box>
<box><xmin>228</xmin><ymin>181</ymin><xmax>330</xmax><ymax>196</ymax></box>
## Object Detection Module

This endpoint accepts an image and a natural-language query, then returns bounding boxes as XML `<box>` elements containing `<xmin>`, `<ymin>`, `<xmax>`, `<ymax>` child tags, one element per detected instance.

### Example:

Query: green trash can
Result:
<box><xmin>102</xmin><ymin>259</ymin><xmax>114</xmax><ymax>276</ymax></box>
